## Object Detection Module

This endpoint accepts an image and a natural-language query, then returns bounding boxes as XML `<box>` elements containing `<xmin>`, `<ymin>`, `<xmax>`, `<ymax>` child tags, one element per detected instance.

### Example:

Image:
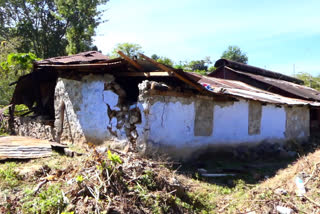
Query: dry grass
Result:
<box><xmin>0</xmin><ymin>147</ymin><xmax>207</xmax><ymax>213</ymax></box>
<box><xmin>228</xmin><ymin>149</ymin><xmax>320</xmax><ymax>213</ymax></box>
<box><xmin>1</xmin><ymin>144</ymin><xmax>320</xmax><ymax>213</ymax></box>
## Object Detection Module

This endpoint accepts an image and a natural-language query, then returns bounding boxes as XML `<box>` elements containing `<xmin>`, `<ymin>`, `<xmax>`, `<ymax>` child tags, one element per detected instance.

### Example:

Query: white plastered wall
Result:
<box><xmin>135</xmin><ymin>95</ymin><xmax>310</xmax><ymax>158</ymax></box>
<box><xmin>54</xmin><ymin>74</ymin><xmax>128</xmax><ymax>144</ymax></box>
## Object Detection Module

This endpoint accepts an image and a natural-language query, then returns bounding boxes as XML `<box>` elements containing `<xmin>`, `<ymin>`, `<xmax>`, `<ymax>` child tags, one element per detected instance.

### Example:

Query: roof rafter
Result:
<box><xmin>117</xmin><ymin>50</ymin><xmax>144</xmax><ymax>71</ymax></box>
<box><xmin>139</xmin><ymin>53</ymin><xmax>205</xmax><ymax>92</ymax></box>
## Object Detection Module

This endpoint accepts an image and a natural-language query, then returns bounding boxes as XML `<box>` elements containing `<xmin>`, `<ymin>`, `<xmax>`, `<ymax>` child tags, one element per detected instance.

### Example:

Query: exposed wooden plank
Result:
<box><xmin>117</xmin><ymin>50</ymin><xmax>144</xmax><ymax>71</ymax></box>
<box><xmin>37</xmin><ymin>61</ymin><xmax>125</xmax><ymax>69</ymax></box>
<box><xmin>0</xmin><ymin>136</ymin><xmax>52</xmax><ymax>160</ymax></box>
<box><xmin>139</xmin><ymin>53</ymin><xmax>205</xmax><ymax>92</ymax></box>
<box><xmin>114</xmin><ymin>71</ymin><xmax>171</xmax><ymax>77</ymax></box>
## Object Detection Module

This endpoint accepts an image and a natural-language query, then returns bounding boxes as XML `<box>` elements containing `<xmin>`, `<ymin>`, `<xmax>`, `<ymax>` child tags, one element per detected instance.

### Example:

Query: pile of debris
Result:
<box><xmin>2</xmin><ymin>146</ymin><xmax>205</xmax><ymax>213</ymax></box>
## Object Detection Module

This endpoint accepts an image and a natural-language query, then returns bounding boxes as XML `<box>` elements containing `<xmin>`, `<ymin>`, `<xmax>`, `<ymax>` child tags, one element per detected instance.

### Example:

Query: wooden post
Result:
<box><xmin>56</xmin><ymin>101</ymin><xmax>65</xmax><ymax>143</ymax></box>
<box><xmin>8</xmin><ymin>104</ymin><xmax>15</xmax><ymax>135</ymax></box>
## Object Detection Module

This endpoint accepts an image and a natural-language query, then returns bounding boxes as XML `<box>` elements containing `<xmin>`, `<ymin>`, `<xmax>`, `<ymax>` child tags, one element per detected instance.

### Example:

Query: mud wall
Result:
<box><xmin>13</xmin><ymin>77</ymin><xmax>310</xmax><ymax>160</ymax></box>
<box><xmin>136</xmin><ymin>83</ymin><xmax>310</xmax><ymax>159</ymax></box>
<box><xmin>54</xmin><ymin>74</ymin><xmax>140</xmax><ymax>148</ymax></box>
<box><xmin>285</xmin><ymin>106</ymin><xmax>310</xmax><ymax>139</ymax></box>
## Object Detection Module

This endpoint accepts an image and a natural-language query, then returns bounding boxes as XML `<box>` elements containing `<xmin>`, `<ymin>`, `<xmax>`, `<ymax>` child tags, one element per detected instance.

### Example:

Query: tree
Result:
<box><xmin>221</xmin><ymin>46</ymin><xmax>248</xmax><ymax>64</ymax></box>
<box><xmin>156</xmin><ymin>57</ymin><xmax>174</xmax><ymax>67</ymax></box>
<box><xmin>0</xmin><ymin>0</ymin><xmax>108</xmax><ymax>58</ymax></box>
<box><xmin>0</xmin><ymin>52</ymin><xmax>39</xmax><ymax>105</ymax></box>
<box><xmin>151</xmin><ymin>54</ymin><xmax>160</xmax><ymax>60</ymax></box>
<box><xmin>150</xmin><ymin>54</ymin><xmax>174</xmax><ymax>67</ymax></box>
<box><xmin>181</xmin><ymin>56</ymin><xmax>212</xmax><ymax>75</ymax></box>
<box><xmin>111</xmin><ymin>43</ymin><xmax>143</xmax><ymax>58</ymax></box>
<box><xmin>295</xmin><ymin>72</ymin><xmax>320</xmax><ymax>91</ymax></box>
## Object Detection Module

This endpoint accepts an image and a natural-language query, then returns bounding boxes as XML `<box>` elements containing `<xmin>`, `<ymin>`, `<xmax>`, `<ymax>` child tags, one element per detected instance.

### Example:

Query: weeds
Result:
<box><xmin>0</xmin><ymin>162</ymin><xmax>21</xmax><ymax>188</ymax></box>
<box><xmin>22</xmin><ymin>185</ymin><xmax>66</xmax><ymax>214</ymax></box>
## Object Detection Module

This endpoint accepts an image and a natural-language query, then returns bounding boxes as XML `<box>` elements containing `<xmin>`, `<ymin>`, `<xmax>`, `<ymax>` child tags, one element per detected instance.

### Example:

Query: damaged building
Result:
<box><xmin>8</xmin><ymin>51</ymin><xmax>320</xmax><ymax>159</ymax></box>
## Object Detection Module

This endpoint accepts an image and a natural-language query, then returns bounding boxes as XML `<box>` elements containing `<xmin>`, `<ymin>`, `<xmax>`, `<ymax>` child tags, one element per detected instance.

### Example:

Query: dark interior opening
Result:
<box><xmin>310</xmin><ymin>108</ymin><xmax>320</xmax><ymax>136</ymax></box>
<box><xmin>114</xmin><ymin>76</ymin><xmax>196</xmax><ymax>105</ymax></box>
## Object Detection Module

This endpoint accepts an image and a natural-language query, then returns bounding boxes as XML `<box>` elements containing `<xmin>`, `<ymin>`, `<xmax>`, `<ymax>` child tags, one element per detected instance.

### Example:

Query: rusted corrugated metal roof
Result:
<box><xmin>185</xmin><ymin>72</ymin><xmax>320</xmax><ymax>106</ymax></box>
<box><xmin>36</xmin><ymin>51</ymin><xmax>110</xmax><ymax>65</ymax></box>
<box><xmin>0</xmin><ymin>136</ymin><xmax>52</xmax><ymax>160</ymax></box>
<box><xmin>214</xmin><ymin>59</ymin><xmax>303</xmax><ymax>84</ymax></box>
<box><xmin>26</xmin><ymin>52</ymin><xmax>320</xmax><ymax>106</ymax></box>
<box><xmin>225</xmin><ymin>67</ymin><xmax>320</xmax><ymax>101</ymax></box>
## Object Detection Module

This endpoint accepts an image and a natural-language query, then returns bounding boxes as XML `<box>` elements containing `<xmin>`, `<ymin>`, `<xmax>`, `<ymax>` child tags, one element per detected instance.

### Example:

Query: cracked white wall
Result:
<box><xmin>53</xmin><ymin>76</ymin><xmax>310</xmax><ymax>159</ymax></box>
<box><xmin>54</xmin><ymin>74</ymin><xmax>129</xmax><ymax>145</ymax></box>
<box><xmin>136</xmin><ymin>95</ymin><xmax>309</xmax><ymax>158</ymax></box>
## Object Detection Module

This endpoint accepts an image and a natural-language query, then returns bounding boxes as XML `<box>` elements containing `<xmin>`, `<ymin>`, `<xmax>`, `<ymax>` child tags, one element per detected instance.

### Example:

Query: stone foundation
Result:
<box><xmin>13</xmin><ymin>117</ymin><xmax>55</xmax><ymax>141</ymax></box>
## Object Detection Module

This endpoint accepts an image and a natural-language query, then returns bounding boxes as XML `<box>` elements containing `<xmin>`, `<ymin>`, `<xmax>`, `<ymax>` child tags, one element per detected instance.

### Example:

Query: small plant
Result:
<box><xmin>139</xmin><ymin>170</ymin><xmax>157</xmax><ymax>190</ymax></box>
<box><xmin>22</xmin><ymin>184</ymin><xmax>67</xmax><ymax>214</ymax></box>
<box><xmin>76</xmin><ymin>175</ymin><xmax>84</xmax><ymax>183</ymax></box>
<box><xmin>0</xmin><ymin>162</ymin><xmax>21</xmax><ymax>188</ymax></box>
<box><xmin>107</xmin><ymin>150</ymin><xmax>122</xmax><ymax>165</ymax></box>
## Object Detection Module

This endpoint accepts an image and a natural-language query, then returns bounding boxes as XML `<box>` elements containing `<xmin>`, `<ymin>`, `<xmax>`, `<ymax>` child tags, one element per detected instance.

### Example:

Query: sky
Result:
<box><xmin>93</xmin><ymin>0</ymin><xmax>320</xmax><ymax>76</ymax></box>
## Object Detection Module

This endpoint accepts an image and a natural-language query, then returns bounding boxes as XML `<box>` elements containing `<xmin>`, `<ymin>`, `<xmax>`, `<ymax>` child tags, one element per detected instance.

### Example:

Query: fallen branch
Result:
<box><xmin>304</xmin><ymin>161</ymin><xmax>320</xmax><ymax>186</ymax></box>
<box><xmin>304</xmin><ymin>194</ymin><xmax>320</xmax><ymax>208</ymax></box>
<box><xmin>33</xmin><ymin>180</ymin><xmax>48</xmax><ymax>195</ymax></box>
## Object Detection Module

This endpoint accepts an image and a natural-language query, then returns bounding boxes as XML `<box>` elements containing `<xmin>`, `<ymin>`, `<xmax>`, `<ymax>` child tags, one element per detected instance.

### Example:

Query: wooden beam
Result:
<box><xmin>117</xmin><ymin>50</ymin><xmax>144</xmax><ymax>71</ymax></box>
<box><xmin>139</xmin><ymin>53</ymin><xmax>205</xmax><ymax>92</ymax></box>
<box><xmin>37</xmin><ymin>62</ymin><xmax>125</xmax><ymax>69</ymax></box>
<box><xmin>114</xmin><ymin>71</ymin><xmax>170</xmax><ymax>77</ymax></box>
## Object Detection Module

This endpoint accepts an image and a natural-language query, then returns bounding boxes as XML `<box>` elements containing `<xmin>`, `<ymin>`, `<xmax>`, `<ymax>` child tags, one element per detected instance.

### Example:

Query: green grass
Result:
<box><xmin>0</xmin><ymin>162</ymin><xmax>22</xmax><ymax>188</ymax></box>
<box><xmin>22</xmin><ymin>184</ymin><xmax>67</xmax><ymax>214</ymax></box>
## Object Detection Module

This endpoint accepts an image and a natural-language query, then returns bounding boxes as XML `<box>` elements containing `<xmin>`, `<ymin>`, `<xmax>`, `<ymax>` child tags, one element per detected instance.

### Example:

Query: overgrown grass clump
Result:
<box><xmin>22</xmin><ymin>185</ymin><xmax>66</xmax><ymax>214</ymax></box>
<box><xmin>0</xmin><ymin>162</ymin><xmax>22</xmax><ymax>188</ymax></box>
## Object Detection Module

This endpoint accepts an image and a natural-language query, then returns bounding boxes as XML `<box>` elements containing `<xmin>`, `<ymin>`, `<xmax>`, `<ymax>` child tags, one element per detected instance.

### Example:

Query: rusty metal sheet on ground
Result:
<box><xmin>0</xmin><ymin>136</ymin><xmax>52</xmax><ymax>160</ymax></box>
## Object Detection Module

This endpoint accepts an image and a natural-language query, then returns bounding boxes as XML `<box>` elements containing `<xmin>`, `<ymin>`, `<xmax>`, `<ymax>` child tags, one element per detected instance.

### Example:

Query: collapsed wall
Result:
<box><xmin>54</xmin><ymin>74</ymin><xmax>141</xmax><ymax>149</ymax></box>
<box><xmin>13</xmin><ymin>74</ymin><xmax>310</xmax><ymax>160</ymax></box>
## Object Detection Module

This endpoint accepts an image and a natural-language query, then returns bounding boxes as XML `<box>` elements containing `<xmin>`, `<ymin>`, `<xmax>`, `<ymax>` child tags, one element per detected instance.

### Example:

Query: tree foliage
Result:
<box><xmin>186</xmin><ymin>57</ymin><xmax>212</xmax><ymax>72</ymax></box>
<box><xmin>221</xmin><ymin>46</ymin><xmax>248</xmax><ymax>64</ymax></box>
<box><xmin>0</xmin><ymin>40</ymin><xmax>39</xmax><ymax>105</ymax></box>
<box><xmin>0</xmin><ymin>0</ymin><xmax>108</xmax><ymax>58</ymax></box>
<box><xmin>179</xmin><ymin>56</ymin><xmax>212</xmax><ymax>75</ymax></box>
<box><xmin>295</xmin><ymin>72</ymin><xmax>320</xmax><ymax>91</ymax></box>
<box><xmin>111</xmin><ymin>43</ymin><xmax>143</xmax><ymax>58</ymax></box>
<box><xmin>151</xmin><ymin>54</ymin><xmax>174</xmax><ymax>67</ymax></box>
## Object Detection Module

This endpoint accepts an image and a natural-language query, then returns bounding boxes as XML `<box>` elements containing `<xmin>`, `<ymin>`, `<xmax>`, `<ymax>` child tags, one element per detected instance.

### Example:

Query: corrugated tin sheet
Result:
<box><xmin>214</xmin><ymin>59</ymin><xmax>303</xmax><ymax>84</ymax></box>
<box><xmin>30</xmin><ymin>52</ymin><xmax>320</xmax><ymax>106</ymax></box>
<box><xmin>225</xmin><ymin>67</ymin><xmax>320</xmax><ymax>101</ymax></box>
<box><xmin>36</xmin><ymin>51</ymin><xmax>110</xmax><ymax>65</ymax></box>
<box><xmin>0</xmin><ymin>136</ymin><xmax>52</xmax><ymax>160</ymax></box>
<box><xmin>185</xmin><ymin>72</ymin><xmax>320</xmax><ymax>106</ymax></box>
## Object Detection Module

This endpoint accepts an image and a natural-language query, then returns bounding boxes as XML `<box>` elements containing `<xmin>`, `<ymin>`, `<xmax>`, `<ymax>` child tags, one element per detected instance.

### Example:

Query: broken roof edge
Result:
<box><xmin>213</xmin><ymin>58</ymin><xmax>304</xmax><ymax>85</ymax></box>
<box><xmin>190</xmin><ymin>72</ymin><xmax>320</xmax><ymax>107</ymax></box>
<box><xmin>36</xmin><ymin>51</ymin><xmax>110</xmax><ymax>65</ymax></box>
<box><xmin>221</xmin><ymin>66</ymin><xmax>320</xmax><ymax>102</ymax></box>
